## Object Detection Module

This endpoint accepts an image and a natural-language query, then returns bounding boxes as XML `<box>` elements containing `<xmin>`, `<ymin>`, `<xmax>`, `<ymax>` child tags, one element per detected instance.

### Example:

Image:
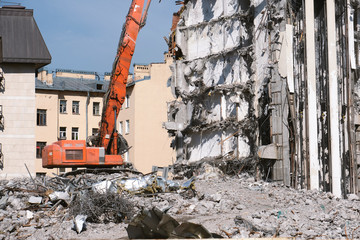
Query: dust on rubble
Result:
<box><xmin>0</xmin><ymin>164</ymin><xmax>359</xmax><ymax>239</ymax></box>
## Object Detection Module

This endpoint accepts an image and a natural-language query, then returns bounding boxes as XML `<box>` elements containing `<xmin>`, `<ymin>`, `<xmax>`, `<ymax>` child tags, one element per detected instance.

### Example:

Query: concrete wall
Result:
<box><xmin>0</xmin><ymin>64</ymin><xmax>36</xmax><ymax>178</ymax></box>
<box><xmin>166</xmin><ymin>0</ymin><xmax>255</xmax><ymax>164</ymax></box>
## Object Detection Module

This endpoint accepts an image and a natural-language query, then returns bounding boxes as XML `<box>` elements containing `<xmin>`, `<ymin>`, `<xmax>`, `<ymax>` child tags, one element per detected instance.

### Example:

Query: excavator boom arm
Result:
<box><xmin>99</xmin><ymin>0</ymin><xmax>152</xmax><ymax>153</ymax></box>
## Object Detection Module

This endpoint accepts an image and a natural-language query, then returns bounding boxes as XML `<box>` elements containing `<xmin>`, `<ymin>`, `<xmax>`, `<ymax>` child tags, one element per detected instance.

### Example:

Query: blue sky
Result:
<box><xmin>22</xmin><ymin>0</ymin><xmax>179</xmax><ymax>76</ymax></box>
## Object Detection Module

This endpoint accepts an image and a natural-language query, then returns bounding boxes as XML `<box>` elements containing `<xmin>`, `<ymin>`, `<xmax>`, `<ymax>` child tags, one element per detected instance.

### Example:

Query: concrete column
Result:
<box><xmin>327</xmin><ymin>0</ymin><xmax>342</xmax><ymax>197</ymax></box>
<box><xmin>305</xmin><ymin>0</ymin><xmax>319</xmax><ymax>190</ymax></box>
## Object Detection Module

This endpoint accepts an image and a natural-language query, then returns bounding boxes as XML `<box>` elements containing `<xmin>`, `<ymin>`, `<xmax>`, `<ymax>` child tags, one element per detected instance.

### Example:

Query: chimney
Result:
<box><xmin>37</xmin><ymin>69</ymin><xmax>47</xmax><ymax>83</ymax></box>
<box><xmin>46</xmin><ymin>71</ymin><xmax>53</xmax><ymax>86</ymax></box>
<box><xmin>38</xmin><ymin>68</ymin><xmax>53</xmax><ymax>85</ymax></box>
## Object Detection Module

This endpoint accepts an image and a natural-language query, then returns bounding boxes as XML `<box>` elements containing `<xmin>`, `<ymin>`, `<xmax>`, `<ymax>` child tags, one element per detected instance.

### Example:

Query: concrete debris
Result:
<box><xmin>0</xmin><ymin>170</ymin><xmax>359</xmax><ymax>239</ymax></box>
<box><xmin>48</xmin><ymin>191</ymin><xmax>71</xmax><ymax>205</ymax></box>
<box><xmin>26</xmin><ymin>210</ymin><xmax>33</xmax><ymax>219</ymax></box>
<box><xmin>0</xmin><ymin>194</ymin><xmax>8</xmax><ymax>209</ymax></box>
<box><xmin>27</xmin><ymin>196</ymin><xmax>42</xmax><ymax>204</ymax></box>
<box><xmin>92</xmin><ymin>180</ymin><xmax>117</xmax><ymax>194</ymax></box>
<box><xmin>118</xmin><ymin>174</ymin><xmax>195</xmax><ymax>194</ymax></box>
<box><xmin>73</xmin><ymin>215</ymin><xmax>87</xmax><ymax>234</ymax></box>
<box><xmin>347</xmin><ymin>194</ymin><xmax>360</xmax><ymax>201</ymax></box>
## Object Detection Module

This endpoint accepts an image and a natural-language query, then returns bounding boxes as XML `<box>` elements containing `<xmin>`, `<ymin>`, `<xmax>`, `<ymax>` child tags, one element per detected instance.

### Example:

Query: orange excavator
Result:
<box><xmin>42</xmin><ymin>0</ymin><xmax>152</xmax><ymax>168</ymax></box>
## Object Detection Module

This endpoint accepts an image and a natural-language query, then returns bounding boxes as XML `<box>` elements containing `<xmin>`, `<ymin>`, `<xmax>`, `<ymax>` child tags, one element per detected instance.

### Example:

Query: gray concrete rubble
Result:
<box><xmin>165</xmin><ymin>0</ymin><xmax>360</xmax><ymax>197</ymax></box>
<box><xmin>0</xmin><ymin>168</ymin><xmax>359</xmax><ymax>239</ymax></box>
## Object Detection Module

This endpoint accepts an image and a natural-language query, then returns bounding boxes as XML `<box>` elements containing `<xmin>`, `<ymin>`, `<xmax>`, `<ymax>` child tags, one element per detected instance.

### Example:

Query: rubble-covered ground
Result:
<box><xmin>0</xmin><ymin>164</ymin><xmax>359</xmax><ymax>239</ymax></box>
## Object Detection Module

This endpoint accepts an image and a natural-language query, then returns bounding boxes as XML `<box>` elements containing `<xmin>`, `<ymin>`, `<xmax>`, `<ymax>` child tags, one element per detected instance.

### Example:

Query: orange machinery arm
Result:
<box><xmin>98</xmin><ymin>0</ymin><xmax>152</xmax><ymax>154</ymax></box>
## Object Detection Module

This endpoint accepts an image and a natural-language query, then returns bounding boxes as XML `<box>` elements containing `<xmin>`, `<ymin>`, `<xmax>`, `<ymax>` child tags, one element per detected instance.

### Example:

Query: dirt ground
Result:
<box><xmin>0</xmin><ymin>165</ymin><xmax>359</xmax><ymax>239</ymax></box>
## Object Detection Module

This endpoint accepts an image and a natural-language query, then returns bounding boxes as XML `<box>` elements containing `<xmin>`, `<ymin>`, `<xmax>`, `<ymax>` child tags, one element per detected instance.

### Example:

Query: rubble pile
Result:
<box><xmin>0</xmin><ymin>165</ymin><xmax>359</xmax><ymax>239</ymax></box>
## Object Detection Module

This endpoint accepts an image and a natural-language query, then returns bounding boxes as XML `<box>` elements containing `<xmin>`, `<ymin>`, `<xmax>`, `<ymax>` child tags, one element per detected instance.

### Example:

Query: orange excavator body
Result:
<box><xmin>42</xmin><ymin>140</ymin><xmax>122</xmax><ymax>168</ymax></box>
<box><xmin>42</xmin><ymin>0</ymin><xmax>152</xmax><ymax>168</ymax></box>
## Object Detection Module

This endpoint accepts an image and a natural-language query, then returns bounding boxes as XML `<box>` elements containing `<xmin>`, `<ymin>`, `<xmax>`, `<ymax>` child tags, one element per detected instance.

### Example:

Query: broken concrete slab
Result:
<box><xmin>73</xmin><ymin>215</ymin><xmax>87</xmax><ymax>234</ymax></box>
<box><xmin>28</xmin><ymin>196</ymin><xmax>42</xmax><ymax>204</ymax></box>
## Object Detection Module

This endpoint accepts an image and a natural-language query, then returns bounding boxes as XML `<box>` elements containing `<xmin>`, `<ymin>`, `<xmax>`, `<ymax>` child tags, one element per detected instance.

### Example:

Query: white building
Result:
<box><xmin>0</xmin><ymin>6</ymin><xmax>51</xmax><ymax>178</ymax></box>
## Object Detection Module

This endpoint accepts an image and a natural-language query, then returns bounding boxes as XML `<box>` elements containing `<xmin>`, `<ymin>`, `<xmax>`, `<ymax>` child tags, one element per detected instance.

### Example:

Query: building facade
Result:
<box><xmin>0</xmin><ymin>6</ymin><xmax>51</xmax><ymax>178</ymax></box>
<box><xmin>118</xmin><ymin>53</ymin><xmax>175</xmax><ymax>173</ymax></box>
<box><xmin>166</xmin><ymin>0</ymin><xmax>360</xmax><ymax>197</ymax></box>
<box><xmin>35</xmin><ymin>69</ymin><xmax>109</xmax><ymax>176</ymax></box>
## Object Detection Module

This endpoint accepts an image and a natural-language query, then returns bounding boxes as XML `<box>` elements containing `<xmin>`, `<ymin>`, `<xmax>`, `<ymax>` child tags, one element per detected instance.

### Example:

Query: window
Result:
<box><xmin>72</xmin><ymin>127</ymin><xmax>79</xmax><ymax>140</ymax></box>
<box><xmin>66</xmin><ymin>149</ymin><xmax>83</xmax><ymax>160</ymax></box>
<box><xmin>36</xmin><ymin>172</ymin><xmax>46</xmax><ymax>178</ymax></box>
<box><xmin>36</xmin><ymin>142</ymin><xmax>46</xmax><ymax>158</ymax></box>
<box><xmin>60</xmin><ymin>100</ymin><xmax>67</xmax><ymax>113</ymax></box>
<box><xmin>0</xmin><ymin>105</ymin><xmax>3</xmax><ymax>131</ymax></box>
<box><xmin>119</xmin><ymin>121</ymin><xmax>123</xmax><ymax>135</ymax></box>
<box><xmin>0</xmin><ymin>143</ymin><xmax>3</xmax><ymax>169</ymax></box>
<box><xmin>125</xmin><ymin>95</ymin><xmax>130</xmax><ymax>108</ymax></box>
<box><xmin>93</xmin><ymin>102</ymin><xmax>100</xmax><ymax>115</ymax></box>
<box><xmin>124</xmin><ymin>151</ymin><xmax>129</xmax><ymax>162</ymax></box>
<box><xmin>125</xmin><ymin>120</ymin><xmax>130</xmax><ymax>134</ymax></box>
<box><xmin>72</xmin><ymin>101</ymin><xmax>79</xmax><ymax>114</ymax></box>
<box><xmin>92</xmin><ymin>128</ymin><xmax>98</xmax><ymax>136</ymax></box>
<box><xmin>37</xmin><ymin>109</ymin><xmax>46</xmax><ymax>126</ymax></box>
<box><xmin>96</xmin><ymin>84</ymin><xmax>103</xmax><ymax>90</ymax></box>
<box><xmin>59</xmin><ymin>127</ymin><xmax>66</xmax><ymax>139</ymax></box>
<box><xmin>59</xmin><ymin>168</ymin><xmax>65</xmax><ymax>173</ymax></box>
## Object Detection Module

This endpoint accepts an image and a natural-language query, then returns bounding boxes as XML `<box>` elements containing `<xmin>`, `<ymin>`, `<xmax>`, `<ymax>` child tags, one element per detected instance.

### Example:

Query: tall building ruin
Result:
<box><xmin>165</xmin><ymin>0</ymin><xmax>360</xmax><ymax>197</ymax></box>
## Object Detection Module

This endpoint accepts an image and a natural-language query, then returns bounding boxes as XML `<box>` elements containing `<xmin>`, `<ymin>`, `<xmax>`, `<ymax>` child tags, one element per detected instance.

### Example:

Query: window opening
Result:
<box><xmin>0</xmin><ymin>143</ymin><xmax>3</xmax><ymax>170</ymax></box>
<box><xmin>0</xmin><ymin>105</ymin><xmax>3</xmax><ymax>131</ymax></box>
<box><xmin>60</xmin><ymin>100</ymin><xmax>67</xmax><ymax>113</ymax></box>
<box><xmin>72</xmin><ymin>127</ymin><xmax>79</xmax><ymax>140</ymax></box>
<box><xmin>92</xmin><ymin>128</ymin><xmax>98</xmax><ymax>136</ymax></box>
<box><xmin>93</xmin><ymin>102</ymin><xmax>100</xmax><ymax>115</ymax></box>
<box><xmin>119</xmin><ymin>121</ymin><xmax>123</xmax><ymax>135</ymax></box>
<box><xmin>125</xmin><ymin>120</ymin><xmax>130</xmax><ymax>134</ymax></box>
<box><xmin>125</xmin><ymin>95</ymin><xmax>130</xmax><ymax>108</ymax></box>
<box><xmin>37</xmin><ymin>109</ymin><xmax>46</xmax><ymax>126</ymax></box>
<box><xmin>59</xmin><ymin>127</ymin><xmax>66</xmax><ymax>140</ymax></box>
<box><xmin>36</xmin><ymin>142</ymin><xmax>46</xmax><ymax>158</ymax></box>
<box><xmin>72</xmin><ymin>101</ymin><xmax>79</xmax><ymax>114</ymax></box>
<box><xmin>0</xmin><ymin>68</ymin><xmax>4</xmax><ymax>93</ymax></box>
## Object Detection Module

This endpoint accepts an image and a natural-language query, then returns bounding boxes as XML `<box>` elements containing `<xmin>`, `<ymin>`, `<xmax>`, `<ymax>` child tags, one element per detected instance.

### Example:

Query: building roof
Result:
<box><xmin>55</xmin><ymin>68</ymin><xmax>98</xmax><ymax>75</ymax></box>
<box><xmin>36</xmin><ymin>77</ymin><xmax>109</xmax><ymax>93</ymax></box>
<box><xmin>126</xmin><ymin>76</ymin><xmax>151</xmax><ymax>87</ymax></box>
<box><xmin>0</xmin><ymin>6</ymin><xmax>51</xmax><ymax>69</ymax></box>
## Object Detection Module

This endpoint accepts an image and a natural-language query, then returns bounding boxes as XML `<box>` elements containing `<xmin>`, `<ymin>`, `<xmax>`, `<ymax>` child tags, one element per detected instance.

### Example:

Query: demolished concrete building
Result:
<box><xmin>165</xmin><ymin>0</ymin><xmax>360</xmax><ymax>197</ymax></box>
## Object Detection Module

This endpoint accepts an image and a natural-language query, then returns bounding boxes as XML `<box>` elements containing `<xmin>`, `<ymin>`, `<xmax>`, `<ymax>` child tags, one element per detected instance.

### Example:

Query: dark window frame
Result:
<box><xmin>93</xmin><ymin>102</ymin><xmax>100</xmax><ymax>115</ymax></box>
<box><xmin>36</xmin><ymin>141</ymin><xmax>46</xmax><ymax>158</ymax></box>
<box><xmin>72</xmin><ymin>127</ymin><xmax>79</xmax><ymax>140</ymax></box>
<box><xmin>59</xmin><ymin>127</ymin><xmax>66</xmax><ymax>139</ymax></box>
<box><xmin>72</xmin><ymin>101</ymin><xmax>80</xmax><ymax>114</ymax></box>
<box><xmin>37</xmin><ymin>109</ymin><xmax>47</xmax><ymax>126</ymax></box>
<box><xmin>60</xmin><ymin>100</ymin><xmax>67</xmax><ymax>114</ymax></box>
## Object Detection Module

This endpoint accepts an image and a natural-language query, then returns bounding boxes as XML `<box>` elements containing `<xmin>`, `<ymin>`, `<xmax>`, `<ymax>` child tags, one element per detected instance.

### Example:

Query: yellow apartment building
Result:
<box><xmin>36</xmin><ymin>53</ymin><xmax>175</xmax><ymax>176</ymax></box>
<box><xmin>35</xmin><ymin>69</ymin><xmax>108</xmax><ymax>176</ymax></box>
<box><xmin>117</xmin><ymin>53</ymin><xmax>175</xmax><ymax>173</ymax></box>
